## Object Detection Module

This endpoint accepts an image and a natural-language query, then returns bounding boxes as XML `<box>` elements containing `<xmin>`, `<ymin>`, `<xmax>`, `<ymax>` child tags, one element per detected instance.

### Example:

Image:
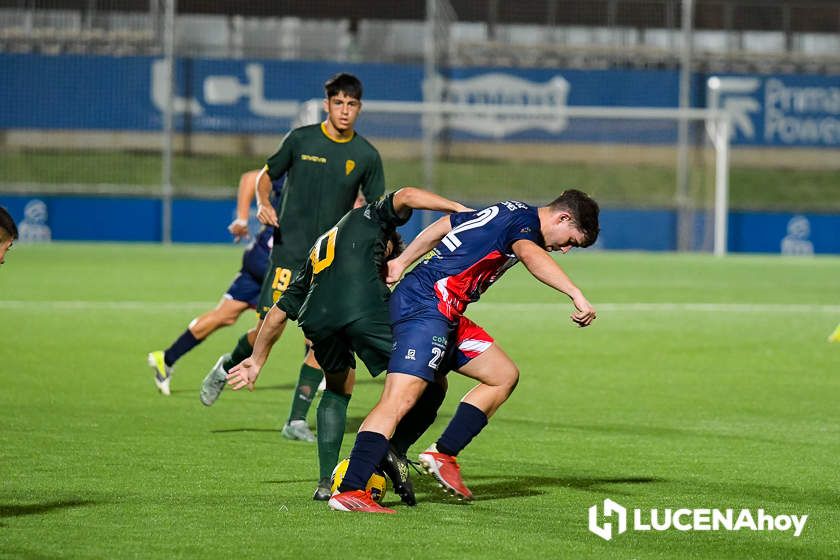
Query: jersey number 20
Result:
<box><xmin>441</xmin><ymin>206</ymin><xmax>499</xmax><ymax>252</ymax></box>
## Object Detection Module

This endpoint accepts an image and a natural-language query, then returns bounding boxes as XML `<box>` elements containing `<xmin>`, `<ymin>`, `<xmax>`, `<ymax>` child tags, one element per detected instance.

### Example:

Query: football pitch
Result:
<box><xmin>1</xmin><ymin>244</ymin><xmax>838</xmax><ymax>559</ymax></box>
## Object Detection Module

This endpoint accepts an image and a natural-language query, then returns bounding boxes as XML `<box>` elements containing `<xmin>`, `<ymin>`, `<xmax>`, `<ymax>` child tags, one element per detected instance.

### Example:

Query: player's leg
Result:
<box><xmin>309</xmin><ymin>335</ymin><xmax>356</xmax><ymax>500</ymax></box>
<box><xmin>327</xmin><ymin>372</ymin><xmax>424</xmax><ymax>513</ymax></box>
<box><xmin>201</xmin><ymin>259</ymin><xmax>291</xmax><ymax>404</ymax></box>
<box><xmin>281</xmin><ymin>345</ymin><xmax>323</xmax><ymax>442</ymax></box>
<box><xmin>346</xmin><ymin>313</ymin><xmax>433</xmax><ymax>506</ymax></box>
<box><xmin>148</xmin><ymin>270</ymin><xmax>256</xmax><ymax>396</ymax></box>
<box><xmin>330</xmin><ymin>315</ymin><xmax>446</xmax><ymax>512</ymax></box>
<box><xmin>191</xmin><ymin>294</ymin><xmax>251</xmax><ymax>340</ymax></box>
<box><xmin>419</xmin><ymin>318</ymin><xmax>511</xmax><ymax>500</ymax></box>
<box><xmin>215</xmin><ymin>268</ymin><xmax>267</xmax><ymax>376</ymax></box>
<box><xmin>199</xmin><ymin>269</ymin><xmax>286</xmax><ymax>406</ymax></box>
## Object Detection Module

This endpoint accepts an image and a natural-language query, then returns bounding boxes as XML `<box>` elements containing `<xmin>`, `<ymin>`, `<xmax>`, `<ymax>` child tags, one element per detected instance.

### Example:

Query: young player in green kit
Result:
<box><xmin>225</xmin><ymin>188</ymin><xmax>470</xmax><ymax>500</ymax></box>
<box><xmin>200</xmin><ymin>73</ymin><xmax>385</xmax><ymax>445</ymax></box>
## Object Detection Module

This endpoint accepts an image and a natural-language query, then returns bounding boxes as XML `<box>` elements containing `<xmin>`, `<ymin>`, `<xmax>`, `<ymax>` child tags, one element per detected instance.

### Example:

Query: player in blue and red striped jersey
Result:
<box><xmin>146</xmin><ymin>170</ymin><xmax>283</xmax><ymax>396</ymax></box>
<box><xmin>330</xmin><ymin>189</ymin><xmax>599</xmax><ymax>513</ymax></box>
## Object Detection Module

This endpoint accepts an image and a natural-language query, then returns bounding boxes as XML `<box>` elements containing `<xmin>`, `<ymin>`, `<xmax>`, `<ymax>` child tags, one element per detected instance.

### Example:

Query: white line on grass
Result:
<box><xmin>0</xmin><ymin>300</ymin><xmax>838</xmax><ymax>313</ymax></box>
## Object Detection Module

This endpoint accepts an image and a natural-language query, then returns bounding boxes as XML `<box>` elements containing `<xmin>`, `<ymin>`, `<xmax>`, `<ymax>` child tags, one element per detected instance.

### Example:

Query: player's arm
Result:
<box><xmin>255</xmin><ymin>166</ymin><xmax>279</xmax><ymax>227</ymax></box>
<box><xmin>226</xmin><ymin>305</ymin><xmax>288</xmax><ymax>391</ymax></box>
<box><xmin>392</xmin><ymin>187</ymin><xmax>471</xmax><ymax>218</ymax></box>
<box><xmin>512</xmin><ymin>239</ymin><xmax>596</xmax><ymax>327</ymax></box>
<box><xmin>258</xmin><ymin>131</ymin><xmax>296</xmax><ymax>226</ymax></box>
<box><xmin>226</xmin><ymin>263</ymin><xmax>312</xmax><ymax>391</ymax></box>
<box><xmin>228</xmin><ymin>169</ymin><xmax>261</xmax><ymax>242</ymax></box>
<box><xmin>385</xmin><ymin>215</ymin><xmax>453</xmax><ymax>284</ymax></box>
<box><xmin>353</xmin><ymin>190</ymin><xmax>366</xmax><ymax>209</ymax></box>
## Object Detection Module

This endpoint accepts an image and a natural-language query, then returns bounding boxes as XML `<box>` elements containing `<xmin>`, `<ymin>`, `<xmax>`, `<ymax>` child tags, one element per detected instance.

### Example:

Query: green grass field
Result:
<box><xmin>1</xmin><ymin>244</ymin><xmax>839</xmax><ymax>559</ymax></box>
<box><xmin>3</xmin><ymin>150</ymin><xmax>839</xmax><ymax>211</ymax></box>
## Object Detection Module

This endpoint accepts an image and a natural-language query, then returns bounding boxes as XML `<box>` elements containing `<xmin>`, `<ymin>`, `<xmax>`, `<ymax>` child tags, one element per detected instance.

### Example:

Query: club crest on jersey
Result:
<box><xmin>345</xmin><ymin>160</ymin><xmax>356</xmax><ymax>175</ymax></box>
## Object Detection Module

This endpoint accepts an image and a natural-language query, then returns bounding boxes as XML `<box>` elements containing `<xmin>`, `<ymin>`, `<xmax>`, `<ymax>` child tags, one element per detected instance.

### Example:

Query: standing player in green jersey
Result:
<box><xmin>225</xmin><ymin>188</ymin><xmax>470</xmax><ymax>500</ymax></box>
<box><xmin>200</xmin><ymin>73</ymin><xmax>385</xmax><ymax>445</ymax></box>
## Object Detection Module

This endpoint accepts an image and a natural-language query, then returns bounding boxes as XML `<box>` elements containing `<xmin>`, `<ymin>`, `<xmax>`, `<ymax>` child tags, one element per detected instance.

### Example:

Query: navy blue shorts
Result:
<box><xmin>224</xmin><ymin>269</ymin><xmax>263</xmax><ymax>308</ymax></box>
<box><xmin>388</xmin><ymin>310</ymin><xmax>493</xmax><ymax>382</ymax></box>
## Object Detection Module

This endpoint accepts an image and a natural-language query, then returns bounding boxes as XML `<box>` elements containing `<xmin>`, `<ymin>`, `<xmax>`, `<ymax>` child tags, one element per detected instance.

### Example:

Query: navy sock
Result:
<box><xmin>436</xmin><ymin>402</ymin><xmax>488</xmax><ymax>457</ymax></box>
<box><xmin>392</xmin><ymin>382</ymin><xmax>446</xmax><ymax>457</ymax></box>
<box><xmin>163</xmin><ymin>329</ymin><xmax>202</xmax><ymax>367</ymax></box>
<box><xmin>338</xmin><ymin>431</ymin><xmax>390</xmax><ymax>493</ymax></box>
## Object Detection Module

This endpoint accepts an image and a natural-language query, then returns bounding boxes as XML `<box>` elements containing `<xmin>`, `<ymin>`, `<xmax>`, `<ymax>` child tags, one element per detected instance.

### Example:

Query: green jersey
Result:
<box><xmin>278</xmin><ymin>192</ymin><xmax>410</xmax><ymax>336</ymax></box>
<box><xmin>265</xmin><ymin>123</ymin><xmax>385</xmax><ymax>268</ymax></box>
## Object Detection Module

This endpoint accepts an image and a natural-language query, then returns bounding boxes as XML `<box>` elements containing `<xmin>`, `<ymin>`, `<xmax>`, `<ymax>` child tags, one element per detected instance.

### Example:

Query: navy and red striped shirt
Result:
<box><xmin>393</xmin><ymin>200</ymin><xmax>543</xmax><ymax>321</ymax></box>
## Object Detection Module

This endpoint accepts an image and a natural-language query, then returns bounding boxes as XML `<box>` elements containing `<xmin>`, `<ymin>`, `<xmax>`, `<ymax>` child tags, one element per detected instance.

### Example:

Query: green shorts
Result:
<box><xmin>257</xmin><ymin>258</ymin><xmax>301</xmax><ymax>319</ymax></box>
<box><xmin>306</xmin><ymin>312</ymin><xmax>392</xmax><ymax>376</ymax></box>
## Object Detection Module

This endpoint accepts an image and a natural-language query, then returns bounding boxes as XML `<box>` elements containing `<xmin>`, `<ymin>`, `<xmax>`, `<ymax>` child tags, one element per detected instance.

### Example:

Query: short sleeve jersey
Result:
<box><xmin>265</xmin><ymin>123</ymin><xmax>385</xmax><ymax>268</ymax></box>
<box><xmin>277</xmin><ymin>192</ymin><xmax>410</xmax><ymax>334</ymax></box>
<box><xmin>393</xmin><ymin>200</ymin><xmax>543</xmax><ymax>321</ymax></box>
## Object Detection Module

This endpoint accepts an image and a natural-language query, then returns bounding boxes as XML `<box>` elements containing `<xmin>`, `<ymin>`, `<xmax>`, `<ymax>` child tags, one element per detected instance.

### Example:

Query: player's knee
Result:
<box><xmin>219</xmin><ymin>314</ymin><xmax>238</xmax><ymax>326</ymax></box>
<box><xmin>500</xmin><ymin>364</ymin><xmax>520</xmax><ymax>394</ymax></box>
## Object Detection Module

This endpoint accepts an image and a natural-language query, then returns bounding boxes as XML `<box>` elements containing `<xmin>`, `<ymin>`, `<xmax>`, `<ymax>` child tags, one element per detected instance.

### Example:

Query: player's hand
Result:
<box><xmin>227</xmin><ymin>218</ymin><xmax>249</xmax><ymax>243</ymax></box>
<box><xmin>385</xmin><ymin>258</ymin><xmax>407</xmax><ymax>286</ymax></box>
<box><xmin>570</xmin><ymin>294</ymin><xmax>596</xmax><ymax>327</ymax></box>
<box><xmin>257</xmin><ymin>203</ymin><xmax>279</xmax><ymax>227</ymax></box>
<box><xmin>454</xmin><ymin>204</ymin><xmax>474</xmax><ymax>213</ymax></box>
<box><xmin>226</xmin><ymin>358</ymin><xmax>261</xmax><ymax>391</ymax></box>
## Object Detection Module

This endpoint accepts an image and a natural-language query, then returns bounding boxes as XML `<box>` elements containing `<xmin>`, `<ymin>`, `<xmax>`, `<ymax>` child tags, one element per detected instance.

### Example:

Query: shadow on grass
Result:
<box><xmin>409</xmin><ymin>474</ymin><xmax>664</xmax><ymax>505</ymax></box>
<box><xmin>0</xmin><ymin>499</ymin><xmax>97</xmax><ymax>527</ymax></box>
<box><xmin>210</xmin><ymin>415</ymin><xmax>369</xmax><ymax>435</ymax></box>
<box><xmin>499</xmin><ymin>417</ymin><xmax>801</xmax><ymax>447</ymax></box>
<box><xmin>169</xmin><ymin>375</ymin><xmax>380</xmax><ymax>397</ymax></box>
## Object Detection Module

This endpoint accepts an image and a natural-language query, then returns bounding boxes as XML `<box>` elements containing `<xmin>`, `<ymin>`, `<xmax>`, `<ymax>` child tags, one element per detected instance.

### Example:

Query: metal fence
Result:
<box><xmin>1</xmin><ymin>1</ymin><xmax>838</xmax><ymax>71</ymax></box>
<box><xmin>0</xmin><ymin>0</ymin><xmax>837</xmax><ymax>248</ymax></box>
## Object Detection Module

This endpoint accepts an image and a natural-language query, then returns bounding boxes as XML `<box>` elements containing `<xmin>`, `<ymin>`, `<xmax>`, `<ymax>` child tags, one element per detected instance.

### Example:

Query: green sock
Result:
<box><xmin>288</xmin><ymin>364</ymin><xmax>324</xmax><ymax>422</ymax></box>
<box><xmin>316</xmin><ymin>389</ymin><xmax>351</xmax><ymax>481</ymax></box>
<box><xmin>223</xmin><ymin>333</ymin><xmax>253</xmax><ymax>372</ymax></box>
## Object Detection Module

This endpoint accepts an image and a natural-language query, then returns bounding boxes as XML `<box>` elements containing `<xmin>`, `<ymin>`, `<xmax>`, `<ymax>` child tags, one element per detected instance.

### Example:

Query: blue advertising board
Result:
<box><xmin>2</xmin><ymin>195</ymin><xmax>838</xmax><ymax>254</ymax></box>
<box><xmin>2</xmin><ymin>53</ymin><xmax>837</xmax><ymax>147</ymax></box>
<box><xmin>700</xmin><ymin>73</ymin><xmax>840</xmax><ymax>148</ymax></box>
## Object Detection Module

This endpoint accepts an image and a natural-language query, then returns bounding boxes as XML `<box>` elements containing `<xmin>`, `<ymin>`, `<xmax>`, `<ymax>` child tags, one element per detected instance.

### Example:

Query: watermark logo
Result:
<box><xmin>588</xmin><ymin>499</ymin><xmax>808</xmax><ymax>541</ymax></box>
<box><xmin>588</xmin><ymin>498</ymin><xmax>627</xmax><ymax>541</ymax></box>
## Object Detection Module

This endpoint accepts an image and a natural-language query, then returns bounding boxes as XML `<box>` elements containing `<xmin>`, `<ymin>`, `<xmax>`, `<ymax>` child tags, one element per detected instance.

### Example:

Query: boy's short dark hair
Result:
<box><xmin>548</xmin><ymin>189</ymin><xmax>600</xmax><ymax>247</ymax></box>
<box><xmin>324</xmin><ymin>73</ymin><xmax>363</xmax><ymax>100</ymax></box>
<box><xmin>0</xmin><ymin>206</ymin><xmax>17</xmax><ymax>241</ymax></box>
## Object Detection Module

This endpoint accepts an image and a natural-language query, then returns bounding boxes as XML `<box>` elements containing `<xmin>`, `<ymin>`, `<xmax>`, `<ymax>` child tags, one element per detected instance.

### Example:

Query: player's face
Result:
<box><xmin>543</xmin><ymin>213</ymin><xmax>585</xmax><ymax>254</ymax></box>
<box><xmin>324</xmin><ymin>92</ymin><xmax>361</xmax><ymax>134</ymax></box>
<box><xmin>0</xmin><ymin>236</ymin><xmax>12</xmax><ymax>266</ymax></box>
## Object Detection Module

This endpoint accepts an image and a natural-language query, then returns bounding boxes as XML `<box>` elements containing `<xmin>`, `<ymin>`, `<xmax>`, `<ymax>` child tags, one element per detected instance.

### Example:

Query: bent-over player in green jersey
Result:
<box><xmin>226</xmin><ymin>188</ymin><xmax>469</xmax><ymax>500</ymax></box>
<box><xmin>201</xmin><ymin>73</ymin><xmax>385</xmax><ymax>445</ymax></box>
